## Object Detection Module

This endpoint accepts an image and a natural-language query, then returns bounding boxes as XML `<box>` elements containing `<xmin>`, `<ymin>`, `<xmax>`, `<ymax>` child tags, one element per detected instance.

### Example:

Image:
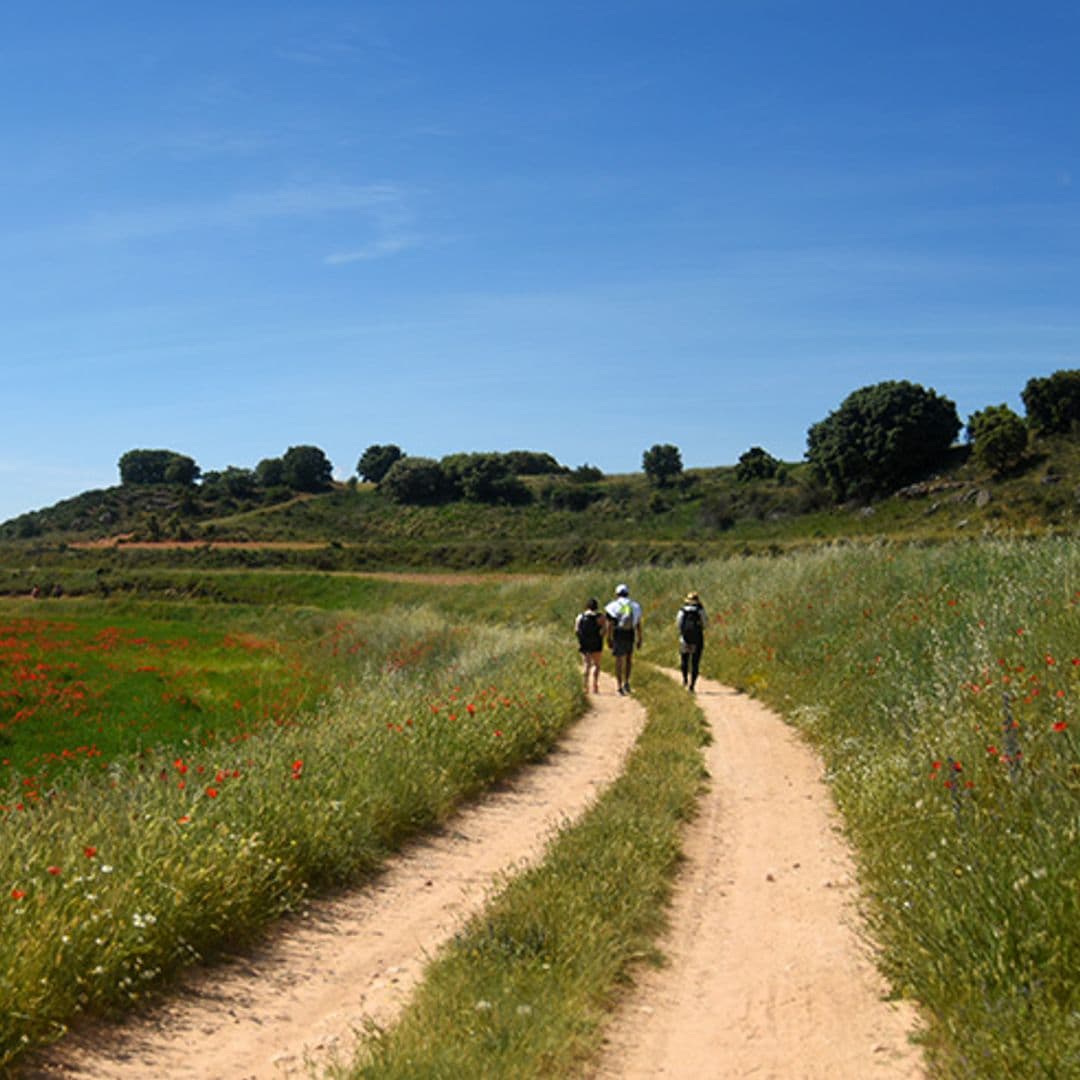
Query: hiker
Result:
<box><xmin>605</xmin><ymin>583</ymin><xmax>643</xmax><ymax>695</ymax></box>
<box><xmin>574</xmin><ymin>598</ymin><xmax>607</xmax><ymax>693</ymax></box>
<box><xmin>677</xmin><ymin>590</ymin><xmax>707</xmax><ymax>692</ymax></box>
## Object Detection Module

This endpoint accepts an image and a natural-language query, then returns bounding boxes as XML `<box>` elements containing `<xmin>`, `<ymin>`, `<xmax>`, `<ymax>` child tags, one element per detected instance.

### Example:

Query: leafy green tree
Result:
<box><xmin>570</xmin><ymin>463</ymin><xmax>604</xmax><ymax>483</ymax></box>
<box><xmin>281</xmin><ymin>445</ymin><xmax>333</xmax><ymax>493</ymax></box>
<box><xmin>118</xmin><ymin>449</ymin><xmax>200</xmax><ymax>486</ymax></box>
<box><xmin>255</xmin><ymin>457</ymin><xmax>285</xmax><ymax>487</ymax></box>
<box><xmin>380</xmin><ymin>456</ymin><xmax>449</xmax><ymax>504</ymax></box>
<box><xmin>440</xmin><ymin>452</ymin><xmax>531</xmax><ymax>504</ymax></box>
<box><xmin>735</xmin><ymin>446</ymin><xmax>780</xmax><ymax>482</ymax></box>
<box><xmin>1021</xmin><ymin>370</ymin><xmax>1080</xmax><ymax>435</ymax></box>
<box><xmin>503</xmin><ymin>450</ymin><xmax>568</xmax><ymax>475</ymax></box>
<box><xmin>357</xmin><ymin>444</ymin><xmax>404</xmax><ymax>484</ymax></box>
<box><xmin>806</xmin><ymin>380</ymin><xmax>960</xmax><ymax>500</ymax></box>
<box><xmin>967</xmin><ymin>405</ymin><xmax>1028</xmax><ymax>475</ymax></box>
<box><xmin>642</xmin><ymin>443</ymin><xmax>683</xmax><ymax>487</ymax></box>
<box><xmin>163</xmin><ymin>455</ymin><xmax>200</xmax><ymax>486</ymax></box>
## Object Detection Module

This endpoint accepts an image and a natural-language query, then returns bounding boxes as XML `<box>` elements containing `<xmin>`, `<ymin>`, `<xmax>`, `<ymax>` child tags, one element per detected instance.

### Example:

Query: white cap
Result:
<box><xmin>615</xmin><ymin>583</ymin><xmax>629</xmax><ymax>596</ymax></box>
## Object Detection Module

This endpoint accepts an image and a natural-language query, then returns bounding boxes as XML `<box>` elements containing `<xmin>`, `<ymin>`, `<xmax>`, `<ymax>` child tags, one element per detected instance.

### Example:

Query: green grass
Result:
<box><xmin>338</xmin><ymin>666</ymin><xmax>707</xmax><ymax>1079</ymax></box>
<box><xmin>619</xmin><ymin>540</ymin><xmax>1080</xmax><ymax>1078</ymax></box>
<box><xmin>0</xmin><ymin>603</ymin><xmax>336</xmax><ymax>782</ymax></box>
<box><xmin>0</xmin><ymin>608</ymin><xmax>582</xmax><ymax>1072</ymax></box>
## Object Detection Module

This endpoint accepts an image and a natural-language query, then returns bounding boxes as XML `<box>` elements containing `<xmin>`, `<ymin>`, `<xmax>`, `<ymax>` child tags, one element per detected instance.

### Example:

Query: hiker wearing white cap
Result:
<box><xmin>604</xmin><ymin>583</ymin><xmax>643</xmax><ymax>695</ymax></box>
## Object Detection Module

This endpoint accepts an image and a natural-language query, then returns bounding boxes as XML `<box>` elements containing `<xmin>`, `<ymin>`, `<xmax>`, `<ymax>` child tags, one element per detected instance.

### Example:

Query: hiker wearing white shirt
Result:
<box><xmin>605</xmin><ymin>583</ymin><xmax>643</xmax><ymax>695</ymax></box>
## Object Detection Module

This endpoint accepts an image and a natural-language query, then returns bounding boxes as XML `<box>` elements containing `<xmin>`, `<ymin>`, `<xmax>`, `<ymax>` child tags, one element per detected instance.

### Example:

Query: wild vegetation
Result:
<box><xmin>0</xmin><ymin>371</ymin><xmax>1077</xmax><ymax>1076</ymax></box>
<box><xmin>0</xmin><ymin>601</ymin><xmax>580</xmax><ymax>1071</ymax></box>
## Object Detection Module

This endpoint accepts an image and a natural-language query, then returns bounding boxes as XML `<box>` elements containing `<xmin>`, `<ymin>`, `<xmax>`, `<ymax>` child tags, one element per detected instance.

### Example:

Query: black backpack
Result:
<box><xmin>680</xmin><ymin>605</ymin><xmax>703</xmax><ymax>645</ymax></box>
<box><xmin>577</xmin><ymin>610</ymin><xmax>603</xmax><ymax>652</ymax></box>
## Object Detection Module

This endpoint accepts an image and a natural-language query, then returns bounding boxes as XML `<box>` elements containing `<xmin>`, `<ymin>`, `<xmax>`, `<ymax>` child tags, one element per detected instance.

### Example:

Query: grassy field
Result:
<box><xmin>621</xmin><ymin>541</ymin><xmax>1079</xmax><ymax>1078</ymax></box>
<box><xmin>2</xmin><ymin>537</ymin><xmax>1077</xmax><ymax>1077</ymax></box>
<box><xmin>0</xmin><ymin>599</ymin><xmax>581</xmax><ymax>1071</ymax></box>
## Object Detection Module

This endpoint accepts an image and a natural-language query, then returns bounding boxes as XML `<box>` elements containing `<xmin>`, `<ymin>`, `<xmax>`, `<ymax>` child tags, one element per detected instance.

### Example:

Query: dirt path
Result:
<box><xmin>28</xmin><ymin>672</ymin><xmax>924</xmax><ymax>1079</ymax></box>
<box><xmin>27</xmin><ymin>676</ymin><xmax>644</xmax><ymax>1080</ymax></box>
<box><xmin>590</xmin><ymin>673</ymin><xmax>924</xmax><ymax>1079</ymax></box>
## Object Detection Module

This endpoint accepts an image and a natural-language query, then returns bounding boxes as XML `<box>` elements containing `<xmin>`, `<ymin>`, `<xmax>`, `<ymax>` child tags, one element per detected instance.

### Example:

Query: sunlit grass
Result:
<box><xmin>0</xmin><ymin>610</ymin><xmax>580</xmax><ymax>1071</ymax></box>
<box><xmin>338</xmin><ymin>666</ymin><xmax>707</xmax><ymax>1079</ymax></box>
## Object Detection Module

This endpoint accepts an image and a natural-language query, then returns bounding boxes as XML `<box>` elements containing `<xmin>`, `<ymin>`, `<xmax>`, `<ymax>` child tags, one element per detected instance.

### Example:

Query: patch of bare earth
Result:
<box><xmin>589</xmin><ymin>672</ymin><xmax>924</xmax><ymax>1079</ymax></box>
<box><xmin>26</xmin><ymin>676</ymin><xmax>644</xmax><ymax>1080</ymax></box>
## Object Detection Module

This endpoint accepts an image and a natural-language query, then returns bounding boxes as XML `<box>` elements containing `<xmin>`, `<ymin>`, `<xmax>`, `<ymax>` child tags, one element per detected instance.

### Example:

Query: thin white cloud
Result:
<box><xmin>72</xmin><ymin>183</ymin><xmax>405</xmax><ymax>244</ymax></box>
<box><xmin>324</xmin><ymin>234</ymin><xmax>421</xmax><ymax>264</ymax></box>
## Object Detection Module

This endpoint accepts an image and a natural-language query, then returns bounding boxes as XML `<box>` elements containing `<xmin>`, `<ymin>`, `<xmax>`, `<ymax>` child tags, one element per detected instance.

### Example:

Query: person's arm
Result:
<box><xmin>636</xmin><ymin>607</ymin><xmax>644</xmax><ymax>648</ymax></box>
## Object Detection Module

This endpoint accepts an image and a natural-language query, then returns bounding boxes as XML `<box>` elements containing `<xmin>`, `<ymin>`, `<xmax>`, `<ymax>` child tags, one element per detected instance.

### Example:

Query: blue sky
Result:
<box><xmin>2</xmin><ymin>1</ymin><xmax>1077</xmax><ymax>521</ymax></box>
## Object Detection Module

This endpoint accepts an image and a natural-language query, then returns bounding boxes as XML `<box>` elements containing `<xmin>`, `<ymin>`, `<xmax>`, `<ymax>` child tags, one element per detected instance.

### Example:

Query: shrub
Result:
<box><xmin>380</xmin><ymin>457</ymin><xmax>450</xmax><ymax>504</ymax></box>
<box><xmin>281</xmin><ymin>446</ymin><xmax>333</xmax><ymax>493</ymax></box>
<box><xmin>806</xmin><ymin>380</ymin><xmax>960</xmax><ymax>500</ymax></box>
<box><xmin>642</xmin><ymin>444</ymin><xmax>683</xmax><ymax>487</ymax></box>
<box><xmin>735</xmin><ymin>446</ymin><xmax>780</xmax><ymax>482</ymax></box>
<box><xmin>1021</xmin><ymin>369</ymin><xmax>1080</xmax><ymax>435</ymax></box>
<box><xmin>119</xmin><ymin>450</ymin><xmax>200</xmax><ymax>487</ymax></box>
<box><xmin>357</xmin><ymin>444</ymin><xmax>404</xmax><ymax>484</ymax></box>
<box><xmin>967</xmin><ymin>404</ymin><xmax>1028</xmax><ymax>475</ymax></box>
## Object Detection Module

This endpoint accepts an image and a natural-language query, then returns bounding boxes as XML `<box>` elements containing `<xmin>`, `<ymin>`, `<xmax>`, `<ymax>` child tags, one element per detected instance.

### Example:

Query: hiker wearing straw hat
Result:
<box><xmin>676</xmin><ymin>591</ymin><xmax>707</xmax><ymax>692</ymax></box>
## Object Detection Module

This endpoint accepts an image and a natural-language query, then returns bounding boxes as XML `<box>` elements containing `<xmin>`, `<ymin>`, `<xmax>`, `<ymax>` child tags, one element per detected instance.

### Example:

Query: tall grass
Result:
<box><xmin>338</xmin><ymin>666</ymin><xmax>707</xmax><ymax>1079</ymax></box>
<box><xmin>0</xmin><ymin>609</ymin><xmax>580</xmax><ymax>1072</ymax></box>
<box><xmin>618</xmin><ymin>539</ymin><xmax>1079</xmax><ymax>1078</ymax></box>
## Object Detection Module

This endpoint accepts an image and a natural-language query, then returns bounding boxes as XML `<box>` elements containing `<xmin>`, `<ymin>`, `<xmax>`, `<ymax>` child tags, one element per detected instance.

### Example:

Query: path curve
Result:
<box><xmin>590</xmin><ymin>672</ymin><xmax>924</xmax><ymax>1079</ymax></box>
<box><xmin>26</xmin><ymin>677</ymin><xmax>644</xmax><ymax>1079</ymax></box>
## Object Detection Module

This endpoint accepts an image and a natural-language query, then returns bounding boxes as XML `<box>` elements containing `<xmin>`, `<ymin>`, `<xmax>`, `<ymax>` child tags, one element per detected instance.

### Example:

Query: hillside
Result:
<box><xmin>2</xmin><ymin>436</ymin><xmax>1078</xmax><ymax>578</ymax></box>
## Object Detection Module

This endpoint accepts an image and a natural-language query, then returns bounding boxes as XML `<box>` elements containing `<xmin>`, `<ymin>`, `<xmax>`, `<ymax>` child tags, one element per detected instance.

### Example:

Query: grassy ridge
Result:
<box><xmin>339</xmin><ymin>666</ymin><xmax>707</xmax><ymax>1079</ymax></box>
<box><xmin>614</xmin><ymin>542</ymin><xmax>1078</xmax><ymax>1078</ymax></box>
<box><xmin>0</xmin><ymin>609</ymin><xmax>581</xmax><ymax>1072</ymax></box>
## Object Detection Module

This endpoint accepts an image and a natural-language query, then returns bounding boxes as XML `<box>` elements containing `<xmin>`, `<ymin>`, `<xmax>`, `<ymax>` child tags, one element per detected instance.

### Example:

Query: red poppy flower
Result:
<box><xmin>46</xmin><ymin>865</ymin><xmax>61</xmax><ymax>876</ymax></box>
<box><xmin>1053</xmin><ymin>721</ymin><xmax>1068</xmax><ymax>732</ymax></box>
<box><xmin>205</xmin><ymin>787</ymin><xmax>219</xmax><ymax>798</ymax></box>
<box><xmin>83</xmin><ymin>846</ymin><xmax>97</xmax><ymax>859</ymax></box>
<box><xmin>11</xmin><ymin>889</ymin><xmax>26</xmax><ymax>900</ymax></box>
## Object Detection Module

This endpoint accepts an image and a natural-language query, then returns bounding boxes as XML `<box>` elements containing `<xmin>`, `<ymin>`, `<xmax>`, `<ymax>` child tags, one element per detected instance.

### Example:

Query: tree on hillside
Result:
<box><xmin>380</xmin><ymin>456</ymin><xmax>449</xmax><ymax>504</ymax></box>
<box><xmin>642</xmin><ymin>443</ymin><xmax>683</xmax><ymax>487</ymax></box>
<box><xmin>735</xmin><ymin>446</ymin><xmax>780</xmax><ymax>482</ymax></box>
<box><xmin>202</xmin><ymin>466</ymin><xmax>259</xmax><ymax>498</ymax></box>
<box><xmin>357</xmin><ymin>444</ymin><xmax>404</xmax><ymax>484</ymax></box>
<box><xmin>255</xmin><ymin>457</ymin><xmax>285</xmax><ymax>487</ymax></box>
<box><xmin>967</xmin><ymin>405</ymin><xmax>1028</xmax><ymax>475</ymax></box>
<box><xmin>503</xmin><ymin>450</ymin><xmax>569</xmax><ymax>476</ymax></box>
<box><xmin>281</xmin><ymin>445</ymin><xmax>333</xmax><ymax>493</ymax></box>
<box><xmin>118</xmin><ymin>449</ymin><xmax>200</xmax><ymax>486</ymax></box>
<box><xmin>570</xmin><ymin>463</ymin><xmax>604</xmax><ymax>483</ymax></box>
<box><xmin>1021</xmin><ymin>370</ymin><xmax>1080</xmax><ymax>435</ymax></box>
<box><xmin>806</xmin><ymin>380</ymin><xmax>960</xmax><ymax>500</ymax></box>
<box><xmin>440</xmin><ymin>452</ymin><xmax>531</xmax><ymax>504</ymax></box>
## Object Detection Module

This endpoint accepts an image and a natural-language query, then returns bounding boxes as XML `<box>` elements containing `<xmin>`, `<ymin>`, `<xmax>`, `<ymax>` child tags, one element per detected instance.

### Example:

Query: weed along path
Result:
<box><xmin>591</xmin><ymin>672</ymin><xmax>925</xmax><ymax>1080</ymax></box>
<box><xmin>29</xmin><ymin>679</ymin><xmax>646</xmax><ymax>1080</ymax></box>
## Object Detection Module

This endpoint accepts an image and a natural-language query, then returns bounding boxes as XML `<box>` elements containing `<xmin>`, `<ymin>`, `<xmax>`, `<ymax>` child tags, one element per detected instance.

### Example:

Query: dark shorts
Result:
<box><xmin>611</xmin><ymin>629</ymin><xmax>635</xmax><ymax>657</ymax></box>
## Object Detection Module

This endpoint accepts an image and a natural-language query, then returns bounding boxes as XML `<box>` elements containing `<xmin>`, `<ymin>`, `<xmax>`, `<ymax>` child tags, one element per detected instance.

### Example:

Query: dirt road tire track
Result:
<box><xmin>27</xmin><ymin>676</ymin><xmax>645</xmax><ymax>1080</ymax></box>
<box><xmin>28</xmin><ymin>670</ymin><xmax>925</xmax><ymax>1079</ymax></box>
<box><xmin>590</xmin><ymin>672</ymin><xmax>924</xmax><ymax>1079</ymax></box>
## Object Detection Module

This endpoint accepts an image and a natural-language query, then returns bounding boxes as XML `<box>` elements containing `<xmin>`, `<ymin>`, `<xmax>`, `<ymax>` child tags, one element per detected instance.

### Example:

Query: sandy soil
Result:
<box><xmin>589</xmin><ymin>673</ymin><xmax>924</xmax><ymax>1079</ymax></box>
<box><xmin>27</xmin><ymin>672</ymin><xmax>924</xmax><ymax>1079</ymax></box>
<box><xmin>27</xmin><ymin>676</ymin><xmax>644</xmax><ymax>1080</ymax></box>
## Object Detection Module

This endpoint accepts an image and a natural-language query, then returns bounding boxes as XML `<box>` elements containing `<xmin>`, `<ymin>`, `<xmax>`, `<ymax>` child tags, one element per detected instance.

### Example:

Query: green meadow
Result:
<box><xmin>0</xmin><ymin>538</ymin><xmax>1077</xmax><ymax>1077</ymax></box>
